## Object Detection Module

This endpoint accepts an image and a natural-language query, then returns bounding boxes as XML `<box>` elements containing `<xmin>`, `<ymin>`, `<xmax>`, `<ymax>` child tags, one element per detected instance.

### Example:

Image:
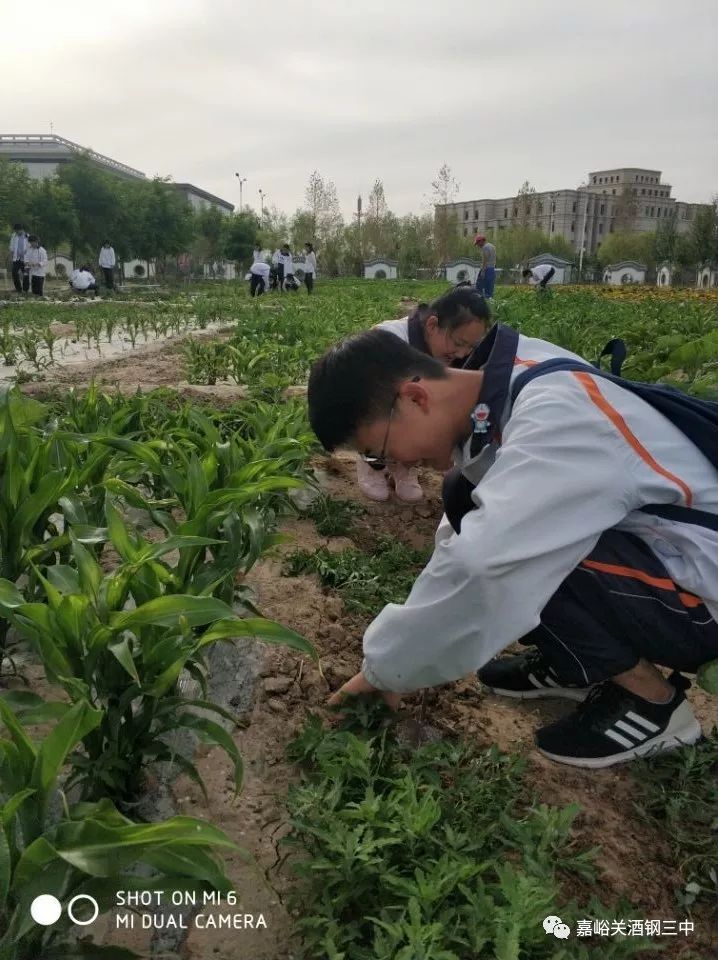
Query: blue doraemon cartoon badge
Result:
<box><xmin>470</xmin><ymin>402</ymin><xmax>490</xmax><ymax>434</ymax></box>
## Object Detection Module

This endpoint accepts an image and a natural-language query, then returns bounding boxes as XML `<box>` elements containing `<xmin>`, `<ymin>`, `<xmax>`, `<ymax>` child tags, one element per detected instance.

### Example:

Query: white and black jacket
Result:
<box><xmin>361</xmin><ymin>325</ymin><xmax>718</xmax><ymax>693</ymax></box>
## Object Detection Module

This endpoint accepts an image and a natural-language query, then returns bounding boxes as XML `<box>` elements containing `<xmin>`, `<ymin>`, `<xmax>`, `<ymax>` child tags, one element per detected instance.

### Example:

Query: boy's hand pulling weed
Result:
<box><xmin>327</xmin><ymin>670</ymin><xmax>402</xmax><ymax>714</ymax></box>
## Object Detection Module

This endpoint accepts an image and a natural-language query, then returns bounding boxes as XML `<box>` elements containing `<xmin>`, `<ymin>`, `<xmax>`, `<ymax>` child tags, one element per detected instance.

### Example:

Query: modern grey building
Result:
<box><xmin>439</xmin><ymin>167</ymin><xmax>708</xmax><ymax>255</ymax></box>
<box><xmin>0</xmin><ymin>134</ymin><xmax>233</xmax><ymax>214</ymax></box>
<box><xmin>174</xmin><ymin>183</ymin><xmax>234</xmax><ymax>216</ymax></box>
<box><xmin>0</xmin><ymin>134</ymin><xmax>145</xmax><ymax>182</ymax></box>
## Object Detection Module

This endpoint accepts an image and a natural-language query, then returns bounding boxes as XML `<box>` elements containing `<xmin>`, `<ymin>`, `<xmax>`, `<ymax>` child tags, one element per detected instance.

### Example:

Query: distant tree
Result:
<box><xmin>367</xmin><ymin>178</ymin><xmax>388</xmax><ymax>221</ymax></box>
<box><xmin>685</xmin><ymin>199</ymin><xmax>718</xmax><ymax>266</ymax></box>
<box><xmin>259</xmin><ymin>206</ymin><xmax>290</xmax><ymax>251</ymax></box>
<box><xmin>113</xmin><ymin>180</ymin><xmax>146</xmax><ymax>265</ymax></box>
<box><xmin>397</xmin><ymin>213</ymin><xmax>435</xmax><ymax>278</ymax></box>
<box><xmin>594</xmin><ymin>230</ymin><xmax>656</xmax><ymax>269</ymax></box>
<box><xmin>195</xmin><ymin>206</ymin><xmax>225</xmax><ymax>264</ymax></box>
<box><xmin>343</xmin><ymin>221</ymin><xmax>364</xmax><ymax>277</ymax></box>
<box><xmin>57</xmin><ymin>154</ymin><xmax>121</xmax><ymax>258</ymax></box>
<box><xmin>432</xmin><ymin>164</ymin><xmax>460</xmax><ymax>265</ymax></box>
<box><xmin>515</xmin><ymin>180</ymin><xmax>537</xmax><ymax>228</ymax></box>
<box><xmin>26</xmin><ymin>179</ymin><xmax>78</xmax><ymax>253</ymax></box>
<box><xmin>224</xmin><ymin>210</ymin><xmax>260</xmax><ymax>264</ymax></box>
<box><xmin>653</xmin><ymin>211</ymin><xmax>679</xmax><ymax>264</ymax></box>
<box><xmin>134</xmin><ymin>178</ymin><xmax>194</xmax><ymax>277</ymax></box>
<box><xmin>320</xmin><ymin>224</ymin><xmax>347</xmax><ymax>277</ymax></box>
<box><xmin>547</xmin><ymin>235</ymin><xmax>575</xmax><ymax>261</ymax></box>
<box><xmin>290</xmin><ymin>209</ymin><xmax>316</xmax><ymax>251</ymax></box>
<box><xmin>0</xmin><ymin>159</ymin><xmax>32</xmax><ymax>235</ymax></box>
<box><xmin>361</xmin><ymin>179</ymin><xmax>401</xmax><ymax>259</ymax></box>
<box><xmin>304</xmin><ymin>170</ymin><xmax>343</xmax><ymax>247</ymax></box>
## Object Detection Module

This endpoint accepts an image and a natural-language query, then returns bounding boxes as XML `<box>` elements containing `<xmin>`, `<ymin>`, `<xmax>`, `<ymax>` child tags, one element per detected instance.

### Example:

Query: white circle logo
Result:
<box><xmin>30</xmin><ymin>895</ymin><xmax>62</xmax><ymax>926</ymax></box>
<box><xmin>67</xmin><ymin>894</ymin><xmax>99</xmax><ymax>926</ymax></box>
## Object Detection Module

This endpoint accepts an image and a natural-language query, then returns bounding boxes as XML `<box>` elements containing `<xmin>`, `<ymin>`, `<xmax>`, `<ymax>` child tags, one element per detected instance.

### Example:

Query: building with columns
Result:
<box><xmin>439</xmin><ymin>167</ymin><xmax>708</xmax><ymax>256</ymax></box>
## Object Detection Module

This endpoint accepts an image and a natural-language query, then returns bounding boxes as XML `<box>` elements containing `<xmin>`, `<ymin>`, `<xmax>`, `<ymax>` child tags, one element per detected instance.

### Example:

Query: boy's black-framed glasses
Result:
<box><xmin>363</xmin><ymin>394</ymin><xmax>397</xmax><ymax>471</ymax></box>
<box><xmin>361</xmin><ymin>376</ymin><xmax>420</xmax><ymax>471</ymax></box>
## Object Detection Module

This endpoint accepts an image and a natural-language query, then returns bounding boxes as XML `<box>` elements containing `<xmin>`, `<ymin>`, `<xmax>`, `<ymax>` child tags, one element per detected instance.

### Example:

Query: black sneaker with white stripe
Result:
<box><xmin>477</xmin><ymin>648</ymin><xmax>591</xmax><ymax>702</ymax></box>
<box><xmin>535</xmin><ymin>673</ymin><xmax>702</xmax><ymax>769</ymax></box>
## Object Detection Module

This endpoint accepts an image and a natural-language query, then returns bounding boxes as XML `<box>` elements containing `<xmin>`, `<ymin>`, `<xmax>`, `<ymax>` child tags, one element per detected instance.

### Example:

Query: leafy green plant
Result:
<box><xmin>631</xmin><ymin>728</ymin><xmax>718</xmax><ymax>911</ymax></box>
<box><xmin>0</xmin><ymin>697</ymin><xmax>239</xmax><ymax>960</ymax></box>
<box><xmin>306</xmin><ymin>495</ymin><xmax>366</xmax><ymax>537</ymax></box>
<box><xmin>0</xmin><ymin>389</ymin><xmax>79</xmax><ymax>658</ymax></box>
<box><xmin>283</xmin><ymin>706</ymin><xmax>654</xmax><ymax>959</ymax></box>
<box><xmin>284</xmin><ymin>536</ymin><xmax>429</xmax><ymax>615</ymax></box>
<box><xmin>182</xmin><ymin>339</ymin><xmax>230</xmax><ymax>385</ymax></box>
<box><xmin>0</xmin><ymin>511</ymin><xmax>315</xmax><ymax>804</ymax></box>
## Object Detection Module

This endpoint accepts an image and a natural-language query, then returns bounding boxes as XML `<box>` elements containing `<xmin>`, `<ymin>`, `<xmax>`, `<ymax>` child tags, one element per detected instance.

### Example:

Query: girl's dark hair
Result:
<box><xmin>28</xmin><ymin>235</ymin><xmax>39</xmax><ymax>243</ymax></box>
<box><xmin>304</xmin><ymin>242</ymin><xmax>314</xmax><ymax>251</ymax></box>
<box><xmin>13</xmin><ymin>223</ymin><xmax>23</xmax><ymax>231</ymax></box>
<box><xmin>428</xmin><ymin>287</ymin><xmax>491</xmax><ymax>332</ymax></box>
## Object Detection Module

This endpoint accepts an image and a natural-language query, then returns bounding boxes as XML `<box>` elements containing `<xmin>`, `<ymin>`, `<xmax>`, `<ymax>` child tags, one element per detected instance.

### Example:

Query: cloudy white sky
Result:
<box><xmin>4</xmin><ymin>0</ymin><xmax>717</xmax><ymax>218</ymax></box>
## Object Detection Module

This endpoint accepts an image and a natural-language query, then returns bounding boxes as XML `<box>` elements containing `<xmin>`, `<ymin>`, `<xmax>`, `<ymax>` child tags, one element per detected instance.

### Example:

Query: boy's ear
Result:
<box><xmin>400</xmin><ymin>375</ymin><xmax>429</xmax><ymax>409</ymax></box>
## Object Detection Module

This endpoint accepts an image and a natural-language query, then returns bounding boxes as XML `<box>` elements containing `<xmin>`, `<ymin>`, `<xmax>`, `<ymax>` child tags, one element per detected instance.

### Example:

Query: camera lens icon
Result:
<box><xmin>30</xmin><ymin>894</ymin><xmax>99</xmax><ymax>927</ymax></box>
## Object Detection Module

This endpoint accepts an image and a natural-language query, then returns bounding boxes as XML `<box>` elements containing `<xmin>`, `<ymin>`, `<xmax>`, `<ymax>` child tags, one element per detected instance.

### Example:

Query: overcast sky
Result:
<box><xmin>4</xmin><ymin>0</ymin><xmax>717</xmax><ymax>218</ymax></box>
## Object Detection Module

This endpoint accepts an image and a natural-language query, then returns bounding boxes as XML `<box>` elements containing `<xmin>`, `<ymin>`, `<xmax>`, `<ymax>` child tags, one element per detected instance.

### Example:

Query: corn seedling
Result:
<box><xmin>0</xmin><ymin>697</ymin><xmax>240</xmax><ymax>960</ymax></box>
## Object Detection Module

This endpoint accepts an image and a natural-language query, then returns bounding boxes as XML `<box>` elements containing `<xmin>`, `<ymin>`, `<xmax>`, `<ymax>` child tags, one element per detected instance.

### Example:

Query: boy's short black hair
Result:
<box><xmin>430</xmin><ymin>287</ymin><xmax>491</xmax><ymax>332</ymax></box>
<box><xmin>13</xmin><ymin>223</ymin><xmax>23</xmax><ymax>231</ymax></box>
<box><xmin>522</xmin><ymin>269</ymin><xmax>532</xmax><ymax>277</ymax></box>
<box><xmin>27</xmin><ymin>234</ymin><xmax>38</xmax><ymax>243</ymax></box>
<box><xmin>308</xmin><ymin>329</ymin><xmax>446</xmax><ymax>452</ymax></box>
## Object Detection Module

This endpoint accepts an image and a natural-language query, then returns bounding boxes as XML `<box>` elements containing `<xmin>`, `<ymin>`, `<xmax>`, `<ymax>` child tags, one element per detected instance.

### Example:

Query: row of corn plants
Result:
<box><xmin>175</xmin><ymin>281</ymin><xmax>718</xmax><ymax>397</ymax></box>
<box><xmin>0</xmin><ymin>382</ymin><xmax>319</xmax><ymax>958</ymax></box>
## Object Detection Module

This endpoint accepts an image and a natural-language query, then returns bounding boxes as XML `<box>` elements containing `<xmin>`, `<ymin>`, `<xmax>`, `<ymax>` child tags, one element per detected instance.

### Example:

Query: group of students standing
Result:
<box><xmin>8</xmin><ymin>225</ymin><xmax>117</xmax><ymax>297</ymax></box>
<box><xmin>9</xmin><ymin>224</ymin><xmax>48</xmax><ymax>296</ymax></box>
<box><xmin>249</xmin><ymin>242</ymin><xmax>317</xmax><ymax>297</ymax></box>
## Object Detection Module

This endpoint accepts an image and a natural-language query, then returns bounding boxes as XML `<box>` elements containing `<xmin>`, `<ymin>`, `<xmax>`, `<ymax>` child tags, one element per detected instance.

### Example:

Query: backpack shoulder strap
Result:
<box><xmin>510</xmin><ymin>357</ymin><xmax>596</xmax><ymax>404</ymax></box>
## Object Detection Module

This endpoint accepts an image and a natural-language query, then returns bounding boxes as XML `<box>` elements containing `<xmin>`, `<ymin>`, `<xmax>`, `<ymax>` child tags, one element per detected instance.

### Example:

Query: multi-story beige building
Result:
<box><xmin>439</xmin><ymin>167</ymin><xmax>707</xmax><ymax>256</ymax></box>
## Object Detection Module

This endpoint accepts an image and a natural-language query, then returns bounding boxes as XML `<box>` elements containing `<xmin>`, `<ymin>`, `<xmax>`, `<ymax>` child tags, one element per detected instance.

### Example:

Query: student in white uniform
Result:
<box><xmin>279</xmin><ymin>244</ymin><xmax>297</xmax><ymax>291</ymax></box>
<box><xmin>356</xmin><ymin>287</ymin><xmax>491</xmax><ymax>503</ymax></box>
<box><xmin>25</xmin><ymin>236</ymin><xmax>48</xmax><ymax>297</ymax></box>
<box><xmin>303</xmin><ymin>242</ymin><xmax>317</xmax><ymax>294</ymax></box>
<box><xmin>70</xmin><ymin>265</ymin><xmax>99</xmax><ymax>296</ymax></box>
<box><xmin>98</xmin><ymin>241</ymin><xmax>116</xmax><ymax>291</ymax></box>
<box><xmin>9</xmin><ymin>224</ymin><xmax>29</xmax><ymax>293</ymax></box>
<box><xmin>308</xmin><ymin>323</ymin><xmax>718</xmax><ymax>768</ymax></box>
<box><xmin>249</xmin><ymin>259</ymin><xmax>270</xmax><ymax>296</ymax></box>
<box><xmin>523</xmin><ymin>264</ymin><xmax>555</xmax><ymax>290</ymax></box>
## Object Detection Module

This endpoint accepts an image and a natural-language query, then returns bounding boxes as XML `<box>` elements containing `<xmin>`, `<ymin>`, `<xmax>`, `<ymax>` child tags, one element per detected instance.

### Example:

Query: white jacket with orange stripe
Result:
<box><xmin>361</xmin><ymin>333</ymin><xmax>718</xmax><ymax>693</ymax></box>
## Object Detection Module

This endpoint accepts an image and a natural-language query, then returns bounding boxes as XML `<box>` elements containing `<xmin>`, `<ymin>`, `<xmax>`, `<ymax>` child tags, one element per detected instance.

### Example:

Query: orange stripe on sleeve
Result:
<box><xmin>572</xmin><ymin>371</ymin><xmax>692</xmax><ymax>508</ymax></box>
